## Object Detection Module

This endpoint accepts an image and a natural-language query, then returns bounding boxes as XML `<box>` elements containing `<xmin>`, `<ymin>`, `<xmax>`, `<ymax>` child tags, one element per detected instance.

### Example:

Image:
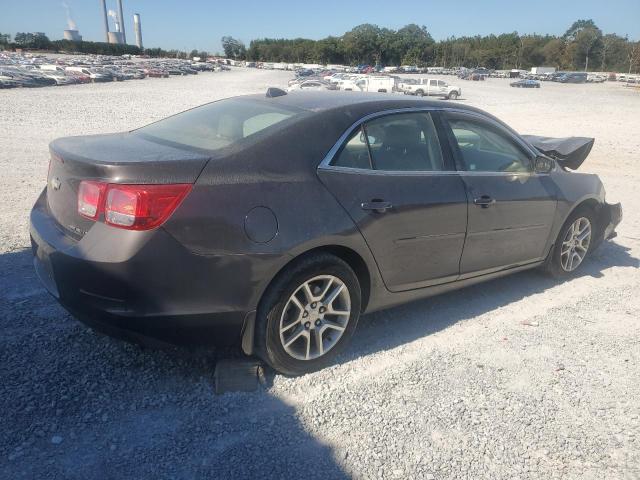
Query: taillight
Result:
<box><xmin>77</xmin><ymin>181</ymin><xmax>191</xmax><ymax>230</ymax></box>
<box><xmin>104</xmin><ymin>184</ymin><xmax>191</xmax><ymax>230</ymax></box>
<box><xmin>78</xmin><ymin>181</ymin><xmax>106</xmax><ymax>219</ymax></box>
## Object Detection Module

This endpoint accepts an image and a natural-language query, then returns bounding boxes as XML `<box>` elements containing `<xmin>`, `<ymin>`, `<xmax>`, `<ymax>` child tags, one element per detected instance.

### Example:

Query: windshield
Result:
<box><xmin>135</xmin><ymin>98</ymin><xmax>301</xmax><ymax>151</ymax></box>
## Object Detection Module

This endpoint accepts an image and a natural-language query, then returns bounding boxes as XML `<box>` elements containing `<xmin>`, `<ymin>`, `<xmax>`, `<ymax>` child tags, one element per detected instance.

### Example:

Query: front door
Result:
<box><xmin>442</xmin><ymin>112</ymin><xmax>558</xmax><ymax>276</ymax></box>
<box><xmin>318</xmin><ymin>111</ymin><xmax>468</xmax><ymax>292</ymax></box>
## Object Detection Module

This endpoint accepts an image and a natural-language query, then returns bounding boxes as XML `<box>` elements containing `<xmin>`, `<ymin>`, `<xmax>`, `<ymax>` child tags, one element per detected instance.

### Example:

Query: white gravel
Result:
<box><xmin>1</xmin><ymin>68</ymin><xmax>639</xmax><ymax>479</ymax></box>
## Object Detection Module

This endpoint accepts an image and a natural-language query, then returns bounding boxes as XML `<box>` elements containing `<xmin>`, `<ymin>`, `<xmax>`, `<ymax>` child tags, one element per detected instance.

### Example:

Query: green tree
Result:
<box><xmin>627</xmin><ymin>41</ymin><xmax>640</xmax><ymax>74</ymax></box>
<box><xmin>221</xmin><ymin>36</ymin><xmax>246</xmax><ymax>59</ymax></box>
<box><xmin>543</xmin><ymin>38</ymin><xmax>565</xmax><ymax>69</ymax></box>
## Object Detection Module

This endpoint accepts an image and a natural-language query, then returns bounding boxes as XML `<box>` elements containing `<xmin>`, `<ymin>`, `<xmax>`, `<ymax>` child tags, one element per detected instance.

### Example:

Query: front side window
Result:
<box><xmin>331</xmin><ymin>112</ymin><xmax>445</xmax><ymax>172</ymax></box>
<box><xmin>446</xmin><ymin>117</ymin><xmax>531</xmax><ymax>172</ymax></box>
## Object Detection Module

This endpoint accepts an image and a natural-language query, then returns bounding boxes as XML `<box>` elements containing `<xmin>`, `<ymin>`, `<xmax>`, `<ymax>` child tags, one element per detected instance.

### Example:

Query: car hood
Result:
<box><xmin>521</xmin><ymin>135</ymin><xmax>594</xmax><ymax>170</ymax></box>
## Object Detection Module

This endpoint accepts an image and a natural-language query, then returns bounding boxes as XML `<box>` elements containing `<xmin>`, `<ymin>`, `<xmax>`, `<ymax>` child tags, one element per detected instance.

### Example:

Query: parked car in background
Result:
<box><xmin>510</xmin><ymin>79</ymin><xmax>541</xmax><ymax>88</ymax></box>
<box><xmin>587</xmin><ymin>74</ymin><xmax>606</xmax><ymax>83</ymax></box>
<box><xmin>42</xmin><ymin>71</ymin><xmax>78</xmax><ymax>86</ymax></box>
<box><xmin>65</xmin><ymin>67</ymin><xmax>112</xmax><ymax>82</ymax></box>
<box><xmin>287</xmin><ymin>79</ymin><xmax>336</xmax><ymax>91</ymax></box>
<box><xmin>558</xmin><ymin>72</ymin><xmax>588</xmax><ymax>84</ymax></box>
<box><xmin>401</xmin><ymin>78</ymin><xmax>461</xmax><ymax>99</ymax></box>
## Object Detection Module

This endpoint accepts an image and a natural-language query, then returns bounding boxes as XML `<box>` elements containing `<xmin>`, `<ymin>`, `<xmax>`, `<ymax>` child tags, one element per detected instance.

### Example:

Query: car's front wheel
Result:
<box><xmin>257</xmin><ymin>254</ymin><xmax>361</xmax><ymax>376</ymax></box>
<box><xmin>545</xmin><ymin>207</ymin><xmax>595</xmax><ymax>278</ymax></box>
<box><xmin>448</xmin><ymin>91</ymin><xmax>459</xmax><ymax>100</ymax></box>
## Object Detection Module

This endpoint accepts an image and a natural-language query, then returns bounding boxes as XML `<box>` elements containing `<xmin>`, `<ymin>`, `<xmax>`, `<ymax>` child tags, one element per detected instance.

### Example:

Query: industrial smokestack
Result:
<box><xmin>100</xmin><ymin>0</ymin><xmax>109</xmax><ymax>42</ymax></box>
<box><xmin>117</xmin><ymin>0</ymin><xmax>126</xmax><ymax>44</ymax></box>
<box><xmin>133</xmin><ymin>13</ymin><xmax>143</xmax><ymax>50</ymax></box>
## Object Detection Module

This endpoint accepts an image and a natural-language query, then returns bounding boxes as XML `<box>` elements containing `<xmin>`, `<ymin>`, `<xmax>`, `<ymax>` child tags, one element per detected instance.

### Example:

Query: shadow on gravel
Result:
<box><xmin>0</xmin><ymin>249</ymin><xmax>349</xmax><ymax>480</ymax></box>
<box><xmin>1</xmin><ymin>241</ymin><xmax>636</xmax><ymax>479</ymax></box>
<box><xmin>339</xmin><ymin>240</ymin><xmax>638</xmax><ymax>363</ymax></box>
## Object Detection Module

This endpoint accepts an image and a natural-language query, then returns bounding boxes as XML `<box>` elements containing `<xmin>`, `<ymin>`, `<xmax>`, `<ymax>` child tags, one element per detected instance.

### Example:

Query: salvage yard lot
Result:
<box><xmin>1</xmin><ymin>68</ymin><xmax>639</xmax><ymax>479</ymax></box>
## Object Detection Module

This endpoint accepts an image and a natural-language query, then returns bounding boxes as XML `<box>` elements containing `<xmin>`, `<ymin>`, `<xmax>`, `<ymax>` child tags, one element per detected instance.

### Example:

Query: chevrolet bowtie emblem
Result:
<box><xmin>50</xmin><ymin>177</ymin><xmax>61</xmax><ymax>191</ymax></box>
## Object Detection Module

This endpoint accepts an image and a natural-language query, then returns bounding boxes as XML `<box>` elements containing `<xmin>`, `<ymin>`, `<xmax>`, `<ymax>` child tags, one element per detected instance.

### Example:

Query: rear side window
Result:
<box><xmin>332</xmin><ymin>127</ymin><xmax>372</xmax><ymax>169</ymax></box>
<box><xmin>136</xmin><ymin>98</ymin><xmax>301</xmax><ymax>151</ymax></box>
<box><xmin>331</xmin><ymin>112</ymin><xmax>445</xmax><ymax>172</ymax></box>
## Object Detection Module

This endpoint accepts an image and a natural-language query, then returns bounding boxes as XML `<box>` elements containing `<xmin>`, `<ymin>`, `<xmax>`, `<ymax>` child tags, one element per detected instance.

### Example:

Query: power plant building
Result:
<box><xmin>63</xmin><ymin>30</ymin><xmax>82</xmax><ymax>42</ymax></box>
<box><xmin>133</xmin><ymin>14</ymin><xmax>143</xmax><ymax>49</ymax></box>
<box><xmin>101</xmin><ymin>0</ymin><xmax>141</xmax><ymax>47</ymax></box>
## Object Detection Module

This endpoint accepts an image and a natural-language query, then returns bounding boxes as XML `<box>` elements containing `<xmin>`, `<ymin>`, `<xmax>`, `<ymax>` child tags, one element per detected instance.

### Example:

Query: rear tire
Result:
<box><xmin>256</xmin><ymin>254</ymin><xmax>361</xmax><ymax>376</ymax></box>
<box><xmin>544</xmin><ymin>207</ymin><xmax>596</xmax><ymax>278</ymax></box>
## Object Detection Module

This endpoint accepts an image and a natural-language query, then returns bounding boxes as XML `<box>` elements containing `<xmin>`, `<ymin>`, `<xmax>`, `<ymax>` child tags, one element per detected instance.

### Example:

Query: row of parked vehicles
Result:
<box><xmin>0</xmin><ymin>53</ymin><xmax>229</xmax><ymax>89</ymax></box>
<box><xmin>287</xmin><ymin>71</ymin><xmax>462</xmax><ymax>99</ymax></box>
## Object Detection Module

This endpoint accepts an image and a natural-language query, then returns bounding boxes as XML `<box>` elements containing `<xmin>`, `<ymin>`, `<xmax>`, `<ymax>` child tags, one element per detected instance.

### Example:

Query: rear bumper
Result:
<box><xmin>29</xmin><ymin>189</ymin><xmax>258</xmax><ymax>347</ymax></box>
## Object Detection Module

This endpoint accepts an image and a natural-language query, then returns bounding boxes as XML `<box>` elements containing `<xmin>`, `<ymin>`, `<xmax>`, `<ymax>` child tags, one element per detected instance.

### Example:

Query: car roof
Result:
<box><xmin>242</xmin><ymin>91</ymin><xmax>480</xmax><ymax>116</ymax></box>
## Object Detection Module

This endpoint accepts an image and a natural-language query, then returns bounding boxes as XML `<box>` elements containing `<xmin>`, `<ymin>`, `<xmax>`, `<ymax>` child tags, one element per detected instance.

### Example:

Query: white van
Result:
<box><xmin>353</xmin><ymin>76</ymin><xmax>396</xmax><ymax>93</ymax></box>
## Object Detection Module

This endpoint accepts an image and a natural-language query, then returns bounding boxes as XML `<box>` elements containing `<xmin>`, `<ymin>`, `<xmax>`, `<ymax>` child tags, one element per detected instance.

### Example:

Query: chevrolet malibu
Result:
<box><xmin>30</xmin><ymin>90</ymin><xmax>621</xmax><ymax>375</ymax></box>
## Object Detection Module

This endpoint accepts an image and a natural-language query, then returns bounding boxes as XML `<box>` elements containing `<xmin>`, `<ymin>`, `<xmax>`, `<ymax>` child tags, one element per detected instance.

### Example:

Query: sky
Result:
<box><xmin>1</xmin><ymin>0</ymin><xmax>638</xmax><ymax>52</ymax></box>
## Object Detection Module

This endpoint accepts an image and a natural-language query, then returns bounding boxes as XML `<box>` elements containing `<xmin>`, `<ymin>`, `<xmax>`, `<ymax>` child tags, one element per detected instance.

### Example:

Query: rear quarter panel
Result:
<box><xmin>162</xmin><ymin>114</ymin><xmax>384</xmax><ymax>311</ymax></box>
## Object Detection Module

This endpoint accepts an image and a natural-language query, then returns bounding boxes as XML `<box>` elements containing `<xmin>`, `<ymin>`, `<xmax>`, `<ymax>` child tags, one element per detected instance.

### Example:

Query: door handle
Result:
<box><xmin>361</xmin><ymin>199</ymin><xmax>393</xmax><ymax>213</ymax></box>
<box><xmin>473</xmin><ymin>195</ymin><xmax>496</xmax><ymax>208</ymax></box>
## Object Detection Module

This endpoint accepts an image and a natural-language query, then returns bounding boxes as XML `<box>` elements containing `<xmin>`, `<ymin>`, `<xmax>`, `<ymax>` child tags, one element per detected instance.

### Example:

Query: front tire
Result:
<box><xmin>545</xmin><ymin>207</ymin><xmax>595</xmax><ymax>278</ymax></box>
<box><xmin>256</xmin><ymin>254</ymin><xmax>361</xmax><ymax>376</ymax></box>
<box><xmin>448</xmin><ymin>91</ymin><xmax>459</xmax><ymax>100</ymax></box>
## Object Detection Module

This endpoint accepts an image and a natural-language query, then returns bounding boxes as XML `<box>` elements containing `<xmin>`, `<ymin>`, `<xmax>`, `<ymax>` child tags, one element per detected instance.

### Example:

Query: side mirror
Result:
<box><xmin>534</xmin><ymin>156</ymin><xmax>554</xmax><ymax>174</ymax></box>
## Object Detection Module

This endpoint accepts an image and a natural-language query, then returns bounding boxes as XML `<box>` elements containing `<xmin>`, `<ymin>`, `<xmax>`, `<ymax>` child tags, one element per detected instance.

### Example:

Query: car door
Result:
<box><xmin>441</xmin><ymin>111</ymin><xmax>557</xmax><ymax>276</ymax></box>
<box><xmin>318</xmin><ymin>111</ymin><xmax>468</xmax><ymax>292</ymax></box>
<box><xmin>428</xmin><ymin>79</ymin><xmax>438</xmax><ymax>96</ymax></box>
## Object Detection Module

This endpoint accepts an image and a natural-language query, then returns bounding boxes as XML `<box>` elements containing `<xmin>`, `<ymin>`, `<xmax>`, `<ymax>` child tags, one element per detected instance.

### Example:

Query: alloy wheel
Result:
<box><xmin>279</xmin><ymin>275</ymin><xmax>351</xmax><ymax>361</ymax></box>
<box><xmin>560</xmin><ymin>217</ymin><xmax>591</xmax><ymax>272</ymax></box>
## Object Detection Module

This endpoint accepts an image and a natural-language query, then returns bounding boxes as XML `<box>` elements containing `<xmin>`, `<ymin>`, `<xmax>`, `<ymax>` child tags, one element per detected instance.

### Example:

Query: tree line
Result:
<box><xmin>225</xmin><ymin>20</ymin><xmax>640</xmax><ymax>73</ymax></box>
<box><xmin>3</xmin><ymin>19</ymin><xmax>639</xmax><ymax>73</ymax></box>
<box><xmin>1</xmin><ymin>32</ymin><xmax>141</xmax><ymax>56</ymax></box>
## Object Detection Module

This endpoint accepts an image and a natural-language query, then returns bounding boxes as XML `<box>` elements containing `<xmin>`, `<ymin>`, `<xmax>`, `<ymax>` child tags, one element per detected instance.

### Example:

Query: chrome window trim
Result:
<box><xmin>318</xmin><ymin>106</ymin><xmax>539</xmax><ymax>175</ymax></box>
<box><xmin>319</xmin><ymin>165</ymin><xmax>543</xmax><ymax>178</ymax></box>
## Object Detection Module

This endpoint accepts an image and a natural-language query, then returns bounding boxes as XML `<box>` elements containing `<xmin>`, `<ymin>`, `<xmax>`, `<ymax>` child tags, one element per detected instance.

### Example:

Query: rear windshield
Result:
<box><xmin>135</xmin><ymin>98</ymin><xmax>301</xmax><ymax>151</ymax></box>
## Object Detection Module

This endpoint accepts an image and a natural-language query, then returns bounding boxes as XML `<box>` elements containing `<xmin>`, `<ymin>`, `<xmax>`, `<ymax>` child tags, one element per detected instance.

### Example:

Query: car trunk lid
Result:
<box><xmin>46</xmin><ymin>132</ymin><xmax>209</xmax><ymax>239</ymax></box>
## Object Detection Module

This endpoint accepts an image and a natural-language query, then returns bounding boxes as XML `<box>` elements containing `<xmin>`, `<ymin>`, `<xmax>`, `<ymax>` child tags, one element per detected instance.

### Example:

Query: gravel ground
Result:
<box><xmin>1</xmin><ymin>69</ymin><xmax>639</xmax><ymax>479</ymax></box>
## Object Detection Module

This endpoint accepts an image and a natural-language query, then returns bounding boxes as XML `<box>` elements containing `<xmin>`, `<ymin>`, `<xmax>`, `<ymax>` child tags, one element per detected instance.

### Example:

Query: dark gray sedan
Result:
<box><xmin>30</xmin><ymin>91</ymin><xmax>621</xmax><ymax>375</ymax></box>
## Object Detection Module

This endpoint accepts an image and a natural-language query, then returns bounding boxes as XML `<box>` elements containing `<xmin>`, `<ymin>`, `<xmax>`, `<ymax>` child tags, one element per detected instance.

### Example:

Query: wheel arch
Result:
<box><xmin>551</xmin><ymin>196</ymin><xmax>604</xmax><ymax>254</ymax></box>
<box><xmin>242</xmin><ymin>244</ymin><xmax>372</xmax><ymax>356</ymax></box>
<box><xmin>261</xmin><ymin>245</ymin><xmax>371</xmax><ymax>314</ymax></box>
<box><xmin>563</xmin><ymin>197</ymin><xmax>602</xmax><ymax>230</ymax></box>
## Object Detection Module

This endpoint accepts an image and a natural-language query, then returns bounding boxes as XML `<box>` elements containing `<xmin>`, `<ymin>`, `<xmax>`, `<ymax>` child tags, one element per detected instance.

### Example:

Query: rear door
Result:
<box><xmin>318</xmin><ymin>111</ymin><xmax>468</xmax><ymax>292</ymax></box>
<box><xmin>441</xmin><ymin>112</ymin><xmax>557</xmax><ymax>276</ymax></box>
